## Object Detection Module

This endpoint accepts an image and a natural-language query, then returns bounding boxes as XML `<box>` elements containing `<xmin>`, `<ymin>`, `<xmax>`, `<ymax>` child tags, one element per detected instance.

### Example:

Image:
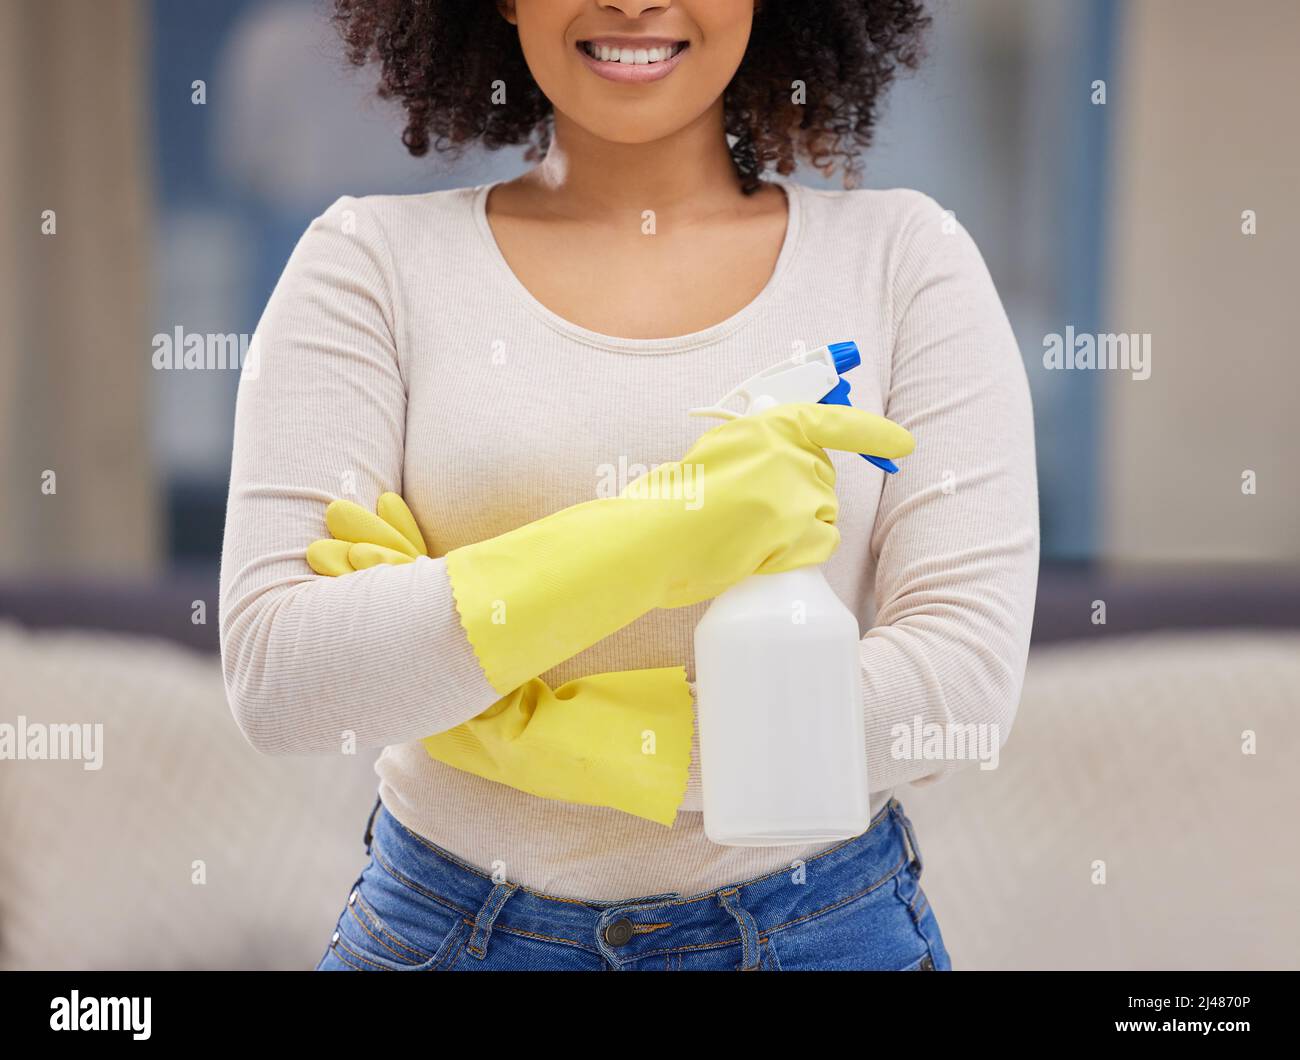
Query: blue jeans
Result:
<box><xmin>315</xmin><ymin>796</ymin><xmax>952</xmax><ymax>971</ymax></box>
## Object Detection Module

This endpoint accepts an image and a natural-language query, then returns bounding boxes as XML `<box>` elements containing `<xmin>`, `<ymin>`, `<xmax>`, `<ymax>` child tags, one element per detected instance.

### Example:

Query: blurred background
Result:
<box><xmin>0</xmin><ymin>0</ymin><xmax>1297</xmax><ymax>969</ymax></box>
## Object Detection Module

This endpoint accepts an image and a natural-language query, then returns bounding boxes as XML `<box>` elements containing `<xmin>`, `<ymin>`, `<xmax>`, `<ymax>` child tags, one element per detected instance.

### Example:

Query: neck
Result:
<box><xmin>523</xmin><ymin>102</ymin><xmax>745</xmax><ymax>221</ymax></box>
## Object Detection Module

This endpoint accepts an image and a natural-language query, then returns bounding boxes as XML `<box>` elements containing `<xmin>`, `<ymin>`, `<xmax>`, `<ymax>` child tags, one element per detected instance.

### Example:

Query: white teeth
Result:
<box><xmin>583</xmin><ymin>42</ymin><xmax>684</xmax><ymax>65</ymax></box>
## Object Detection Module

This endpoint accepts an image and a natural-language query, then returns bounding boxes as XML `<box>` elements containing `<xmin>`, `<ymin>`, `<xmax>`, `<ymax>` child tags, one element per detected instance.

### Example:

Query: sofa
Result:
<box><xmin>1</xmin><ymin>569</ymin><xmax>1297</xmax><ymax>969</ymax></box>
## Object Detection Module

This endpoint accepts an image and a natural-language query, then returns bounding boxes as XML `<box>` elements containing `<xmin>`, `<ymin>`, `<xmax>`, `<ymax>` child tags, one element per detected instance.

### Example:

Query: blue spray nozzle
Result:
<box><xmin>827</xmin><ymin>340</ymin><xmax>861</xmax><ymax>374</ymax></box>
<box><xmin>820</xmin><ymin>343</ymin><xmax>900</xmax><ymax>474</ymax></box>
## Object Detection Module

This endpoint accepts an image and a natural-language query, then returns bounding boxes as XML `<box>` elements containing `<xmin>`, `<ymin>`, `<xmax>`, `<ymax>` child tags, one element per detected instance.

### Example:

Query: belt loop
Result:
<box><xmin>718</xmin><ymin>888</ymin><xmax>762</xmax><ymax>971</ymax></box>
<box><xmin>465</xmin><ymin>882</ymin><xmax>518</xmax><ymax>960</ymax></box>
<box><xmin>894</xmin><ymin>800</ymin><xmax>924</xmax><ymax>877</ymax></box>
<box><xmin>362</xmin><ymin>796</ymin><xmax>382</xmax><ymax>855</ymax></box>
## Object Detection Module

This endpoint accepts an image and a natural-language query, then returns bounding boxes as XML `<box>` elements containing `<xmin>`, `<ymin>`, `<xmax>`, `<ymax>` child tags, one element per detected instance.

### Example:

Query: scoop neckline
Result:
<box><xmin>470</xmin><ymin>175</ymin><xmax>804</xmax><ymax>354</ymax></box>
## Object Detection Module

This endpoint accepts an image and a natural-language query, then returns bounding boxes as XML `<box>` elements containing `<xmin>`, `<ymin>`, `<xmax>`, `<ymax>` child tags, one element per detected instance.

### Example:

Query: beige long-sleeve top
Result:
<box><xmin>218</xmin><ymin>177</ymin><xmax>1039</xmax><ymax>900</ymax></box>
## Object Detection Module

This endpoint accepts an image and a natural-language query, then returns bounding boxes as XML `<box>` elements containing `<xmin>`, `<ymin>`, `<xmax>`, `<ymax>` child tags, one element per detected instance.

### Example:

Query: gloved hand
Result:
<box><xmin>421</xmin><ymin>669</ymin><xmax>692</xmax><ymax>826</ymax></box>
<box><xmin>307</xmin><ymin>493</ymin><xmax>692</xmax><ymax>825</ymax></box>
<box><xmin>306</xmin><ymin>491</ymin><xmax>430</xmax><ymax>575</ymax></box>
<box><xmin>445</xmin><ymin>403</ymin><xmax>914</xmax><ymax>692</ymax></box>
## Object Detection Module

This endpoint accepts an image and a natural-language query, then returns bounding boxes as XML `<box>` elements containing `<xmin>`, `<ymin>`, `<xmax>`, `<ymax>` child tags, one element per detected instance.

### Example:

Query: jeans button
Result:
<box><xmin>604</xmin><ymin>918</ymin><xmax>634</xmax><ymax>947</ymax></box>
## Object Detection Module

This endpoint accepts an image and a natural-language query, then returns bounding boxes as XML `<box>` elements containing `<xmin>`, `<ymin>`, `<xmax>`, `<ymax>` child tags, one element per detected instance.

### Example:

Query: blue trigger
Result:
<box><xmin>818</xmin><ymin>374</ymin><xmax>901</xmax><ymax>474</ymax></box>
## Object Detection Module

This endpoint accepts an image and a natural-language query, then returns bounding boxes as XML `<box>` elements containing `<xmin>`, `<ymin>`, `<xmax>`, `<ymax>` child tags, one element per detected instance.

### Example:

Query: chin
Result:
<box><xmin>567</xmin><ymin>110</ymin><xmax>691</xmax><ymax>148</ymax></box>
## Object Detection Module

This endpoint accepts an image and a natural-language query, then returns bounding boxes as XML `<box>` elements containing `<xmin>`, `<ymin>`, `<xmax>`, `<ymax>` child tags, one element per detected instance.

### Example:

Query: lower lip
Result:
<box><xmin>576</xmin><ymin>43</ymin><xmax>688</xmax><ymax>84</ymax></box>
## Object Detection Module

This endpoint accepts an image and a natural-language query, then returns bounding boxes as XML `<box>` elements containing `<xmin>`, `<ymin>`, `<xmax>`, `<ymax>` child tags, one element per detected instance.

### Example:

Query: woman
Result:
<box><xmin>219</xmin><ymin>0</ymin><xmax>1039</xmax><ymax>971</ymax></box>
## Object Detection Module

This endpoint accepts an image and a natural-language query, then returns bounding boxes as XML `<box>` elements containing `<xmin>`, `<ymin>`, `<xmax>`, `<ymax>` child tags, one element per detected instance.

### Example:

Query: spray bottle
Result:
<box><xmin>688</xmin><ymin>341</ymin><xmax>901</xmax><ymax>846</ymax></box>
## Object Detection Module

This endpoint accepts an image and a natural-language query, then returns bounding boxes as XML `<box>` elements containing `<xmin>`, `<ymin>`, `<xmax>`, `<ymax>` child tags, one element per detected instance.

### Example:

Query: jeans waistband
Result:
<box><xmin>367</xmin><ymin>796</ymin><xmax>919</xmax><ymax>967</ymax></box>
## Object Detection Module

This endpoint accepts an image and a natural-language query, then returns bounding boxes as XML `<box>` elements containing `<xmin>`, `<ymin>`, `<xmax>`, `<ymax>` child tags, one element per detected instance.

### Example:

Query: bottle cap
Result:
<box><xmin>828</xmin><ymin>340</ymin><xmax>861</xmax><ymax>374</ymax></box>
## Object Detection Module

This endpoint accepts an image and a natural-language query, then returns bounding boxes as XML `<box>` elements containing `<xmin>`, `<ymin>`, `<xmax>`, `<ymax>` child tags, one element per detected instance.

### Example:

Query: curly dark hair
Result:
<box><xmin>333</xmin><ymin>0</ymin><xmax>930</xmax><ymax>194</ymax></box>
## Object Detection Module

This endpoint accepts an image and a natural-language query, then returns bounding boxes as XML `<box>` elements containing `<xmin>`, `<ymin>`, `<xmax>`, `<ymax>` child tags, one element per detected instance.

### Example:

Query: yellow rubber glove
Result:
<box><xmin>305</xmin><ymin>491</ymin><xmax>430</xmax><ymax>576</ymax></box>
<box><xmin>445</xmin><ymin>403</ymin><xmax>915</xmax><ymax>693</ymax></box>
<box><xmin>307</xmin><ymin>493</ymin><xmax>692</xmax><ymax>826</ymax></box>
<box><xmin>421</xmin><ymin>670</ymin><xmax>692</xmax><ymax>826</ymax></box>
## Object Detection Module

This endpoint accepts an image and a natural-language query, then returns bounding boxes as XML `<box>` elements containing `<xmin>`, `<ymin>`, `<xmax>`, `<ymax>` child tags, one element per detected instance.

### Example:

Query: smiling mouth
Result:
<box><xmin>577</xmin><ymin>40</ymin><xmax>689</xmax><ymax>66</ymax></box>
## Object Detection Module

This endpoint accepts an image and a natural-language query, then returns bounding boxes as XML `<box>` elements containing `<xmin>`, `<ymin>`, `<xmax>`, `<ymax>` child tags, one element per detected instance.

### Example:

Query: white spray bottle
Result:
<box><xmin>688</xmin><ymin>341</ymin><xmax>902</xmax><ymax>846</ymax></box>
